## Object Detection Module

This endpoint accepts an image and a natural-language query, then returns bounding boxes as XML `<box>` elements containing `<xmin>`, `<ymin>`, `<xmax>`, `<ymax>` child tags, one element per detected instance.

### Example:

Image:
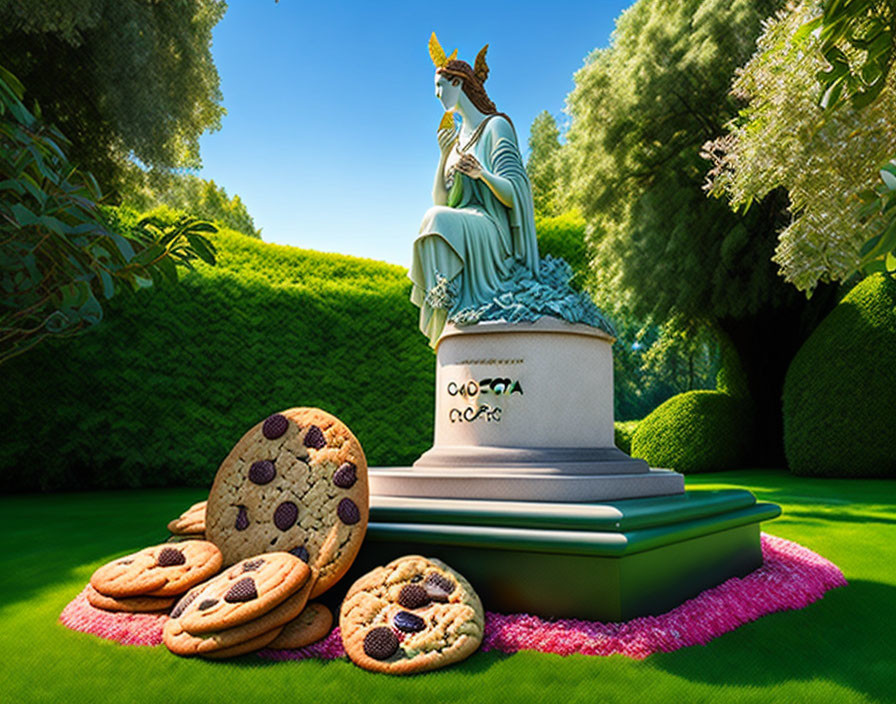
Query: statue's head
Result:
<box><xmin>429</xmin><ymin>34</ymin><xmax>496</xmax><ymax>115</ymax></box>
<box><xmin>435</xmin><ymin>60</ymin><xmax>496</xmax><ymax>115</ymax></box>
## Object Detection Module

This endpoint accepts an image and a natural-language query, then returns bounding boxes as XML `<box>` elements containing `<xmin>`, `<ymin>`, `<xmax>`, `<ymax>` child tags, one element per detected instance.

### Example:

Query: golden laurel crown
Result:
<box><xmin>428</xmin><ymin>32</ymin><xmax>489</xmax><ymax>85</ymax></box>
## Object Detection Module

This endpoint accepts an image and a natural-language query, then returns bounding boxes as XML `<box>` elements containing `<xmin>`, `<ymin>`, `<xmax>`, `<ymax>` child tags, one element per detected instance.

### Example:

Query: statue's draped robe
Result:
<box><xmin>410</xmin><ymin>114</ymin><xmax>539</xmax><ymax>347</ymax></box>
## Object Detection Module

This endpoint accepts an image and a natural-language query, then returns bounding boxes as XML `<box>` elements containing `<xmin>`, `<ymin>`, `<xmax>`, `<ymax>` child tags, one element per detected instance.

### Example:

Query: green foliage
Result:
<box><xmin>783</xmin><ymin>273</ymin><xmax>896</xmax><ymax>477</ymax></box>
<box><xmin>638</xmin><ymin>319</ymin><xmax>719</xmax><ymax>397</ymax></box>
<box><xmin>534</xmin><ymin>211</ymin><xmax>588</xmax><ymax>282</ymax></box>
<box><xmin>613</xmin><ymin>420</ymin><xmax>640</xmax><ymax>455</ymax></box>
<box><xmin>0</xmin><ymin>65</ymin><xmax>217</xmax><ymax>366</ymax></box>
<box><xmin>0</xmin><ymin>0</ymin><xmax>226</xmax><ymax>195</ymax></box>
<box><xmin>562</xmin><ymin>0</ymin><xmax>790</xmax><ymax>325</ymax></box>
<box><xmin>630</xmin><ymin>390</ymin><xmax>753</xmax><ymax>473</ymax></box>
<box><xmin>527</xmin><ymin>111</ymin><xmax>562</xmax><ymax>216</ymax></box>
<box><xmin>856</xmin><ymin>159</ymin><xmax>896</xmax><ymax>276</ymax></box>
<box><xmin>0</xmin><ymin>226</ymin><xmax>435</xmax><ymax>491</ymax></box>
<box><xmin>714</xmin><ymin>328</ymin><xmax>749</xmax><ymax>398</ymax></box>
<box><xmin>805</xmin><ymin>0</ymin><xmax>896</xmax><ymax>110</ymax></box>
<box><xmin>705</xmin><ymin>1</ymin><xmax>896</xmax><ymax>293</ymax></box>
<box><xmin>124</xmin><ymin>172</ymin><xmax>262</xmax><ymax>239</ymax></box>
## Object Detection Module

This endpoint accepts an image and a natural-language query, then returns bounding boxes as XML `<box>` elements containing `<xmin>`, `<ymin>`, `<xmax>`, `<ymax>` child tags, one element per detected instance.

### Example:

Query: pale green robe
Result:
<box><xmin>410</xmin><ymin>114</ymin><xmax>539</xmax><ymax>346</ymax></box>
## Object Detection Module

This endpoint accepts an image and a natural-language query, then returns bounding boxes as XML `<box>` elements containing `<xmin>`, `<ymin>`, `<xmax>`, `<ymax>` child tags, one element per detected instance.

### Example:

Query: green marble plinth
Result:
<box><xmin>338</xmin><ymin>488</ymin><xmax>780</xmax><ymax>621</ymax></box>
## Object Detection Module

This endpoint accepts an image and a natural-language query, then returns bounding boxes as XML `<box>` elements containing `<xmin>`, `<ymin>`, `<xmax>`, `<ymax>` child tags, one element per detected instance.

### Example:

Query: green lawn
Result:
<box><xmin>2</xmin><ymin>470</ymin><xmax>894</xmax><ymax>704</ymax></box>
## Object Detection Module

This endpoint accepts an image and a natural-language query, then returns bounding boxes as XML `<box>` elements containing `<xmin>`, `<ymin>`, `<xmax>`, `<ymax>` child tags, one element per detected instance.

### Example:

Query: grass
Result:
<box><xmin>1</xmin><ymin>470</ymin><xmax>894</xmax><ymax>703</ymax></box>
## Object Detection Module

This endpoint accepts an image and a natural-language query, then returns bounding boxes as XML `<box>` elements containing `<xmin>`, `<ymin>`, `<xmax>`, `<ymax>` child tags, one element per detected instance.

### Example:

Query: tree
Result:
<box><xmin>0</xmin><ymin>1</ymin><xmax>226</xmax><ymax>197</ymax></box>
<box><xmin>534</xmin><ymin>211</ymin><xmax>717</xmax><ymax>421</ymax></box>
<box><xmin>124</xmin><ymin>172</ymin><xmax>262</xmax><ymax>239</ymax></box>
<box><xmin>0</xmin><ymin>65</ymin><xmax>218</xmax><ymax>366</ymax></box>
<box><xmin>559</xmin><ymin>0</ymin><xmax>839</xmax><ymax>465</ymax></box>
<box><xmin>704</xmin><ymin>1</ymin><xmax>896</xmax><ymax>293</ymax></box>
<box><xmin>527</xmin><ymin>111</ymin><xmax>562</xmax><ymax>216</ymax></box>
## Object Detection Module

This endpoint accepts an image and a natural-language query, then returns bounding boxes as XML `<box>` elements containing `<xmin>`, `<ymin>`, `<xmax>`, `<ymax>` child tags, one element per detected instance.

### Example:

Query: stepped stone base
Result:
<box><xmin>341</xmin><ymin>488</ymin><xmax>781</xmax><ymax>621</ymax></box>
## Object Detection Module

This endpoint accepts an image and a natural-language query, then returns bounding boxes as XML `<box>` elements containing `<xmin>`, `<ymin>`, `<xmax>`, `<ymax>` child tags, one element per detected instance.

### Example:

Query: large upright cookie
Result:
<box><xmin>339</xmin><ymin>555</ymin><xmax>484</xmax><ymax>675</ymax></box>
<box><xmin>89</xmin><ymin>541</ymin><xmax>222</xmax><ymax>598</ymax></box>
<box><xmin>205</xmin><ymin>408</ymin><xmax>368</xmax><ymax>597</ymax></box>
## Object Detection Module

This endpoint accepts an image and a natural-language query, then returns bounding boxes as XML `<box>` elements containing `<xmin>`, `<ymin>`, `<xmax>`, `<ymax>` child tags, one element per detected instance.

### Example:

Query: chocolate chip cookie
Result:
<box><xmin>167</xmin><ymin>500</ymin><xmax>207</xmax><ymax>537</ymax></box>
<box><xmin>267</xmin><ymin>602</ymin><xmax>333</xmax><ymax>650</ymax></box>
<box><xmin>176</xmin><ymin>552</ymin><xmax>311</xmax><ymax>635</ymax></box>
<box><xmin>85</xmin><ymin>584</ymin><xmax>176</xmax><ymax>613</ymax></box>
<box><xmin>89</xmin><ymin>541</ymin><xmax>223</xmax><ymax>598</ymax></box>
<box><xmin>339</xmin><ymin>555</ymin><xmax>484</xmax><ymax>675</ymax></box>
<box><xmin>163</xmin><ymin>564</ymin><xmax>317</xmax><ymax>657</ymax></box>
<box><xmin>205</xmin><ymin>408</ymin><xmax>368</xmax><ymax>598</ymax></box>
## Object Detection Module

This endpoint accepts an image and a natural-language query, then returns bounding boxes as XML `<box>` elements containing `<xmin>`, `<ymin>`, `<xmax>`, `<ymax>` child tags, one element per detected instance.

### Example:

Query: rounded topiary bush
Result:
<box><xmin>629</xmin><ymin>390</ymin><xmax>752</xmax><ymax>473</ymax></box>
<box><xmin>783</xmin><ymin>273</ymin><xmax>896</xmax><ymax>477</ymax></box>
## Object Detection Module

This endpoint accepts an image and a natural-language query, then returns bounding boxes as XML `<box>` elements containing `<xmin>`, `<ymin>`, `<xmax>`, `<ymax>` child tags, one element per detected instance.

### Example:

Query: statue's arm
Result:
<box><xmin>478</xmin><ymin>169</ymin><xmax>513</xmax><ymax>208</ymax></box>
<box><xmin>432</xmin><ymin>151</ymin><xmax>450</xmax><ymax>205</ymax></box>
<box><xmin>432</xmin><ymin>127</ymin><xmax>457</xmax><ymax>205</ymax></box>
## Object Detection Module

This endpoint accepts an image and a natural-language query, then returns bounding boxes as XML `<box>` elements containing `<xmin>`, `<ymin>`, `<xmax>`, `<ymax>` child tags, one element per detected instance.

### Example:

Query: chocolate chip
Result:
<box><xmin>303</xmin><ymin>425</ymin><xmax>326</xmax><ymax>449</ymax></box>
<box><xmin>224</xmin><ymin>577</ymin><xmax>258</xmax><ymax>603</ymax></box>
<box><xmin>117</xmin><ymin>559</ymin><xmax>134</xmax><ymax>565</ymax></box>
<box><xmin>242</xmin><ymin>559</ymin><xmax>265</xmax><ymax>572</ymax></box>
<box><xmin>235</xmin><ymin>505</ymin><xmax>249</xmax><ymax>531</ymax></box>
<box><xmin>156</xmin><ymin>547</ymin><xmax>186</xmax><ymax>567</ymax></box>
<box><xmin>248</xmin><ymin>460</ymin><xmax>276</xmax><ymax>485</ymax></box>
<box><xmin>393</xmin><ymin>611</ymin><xmax>426</xmax><ymax>633</ymax></box>
<box><xmin>170</xmin><ymin>591</ymin><xmax>198</xmax><ymax>618</ymax></box>
<box><xmin>424</xmin><ymin>572</ymin><xmax>456</xmax><ymax>602</ymax></box>
<box><xmin>273</xmin><ymin>501</ymin><xmax>298</xmax><ymax>531</ymax></box>
<box><xmin>332</xmin><ymin>462</ymin><xmax>357</xmax><ymax>488</ymax></box>
<box><xmin>198</xmin><ymin>598</ymin><xmax>218</xmax><ymax>611</ymax></box>
<box><xmin>289</xmin><ymin>545</ymin><xmax>310</xmax><ymax>563</ymax></box>
<box><xmin>262</xmin><ymin>413</ymin><xmax>288</xmax><ymax>439</ymax></box>
<box><xmin>397</xmin><ymin>584</ymin><xmax>429</xmax><ymax>609</ymax></box>
<box><xmin>363</xmin><ymin>627</ymin><xmax>399</xmax><ymax>660</ymax></box>
<box><xmin>337</xmin><ymin>498</ymin><xmax>360</xmax><ymax>525</ymax></box>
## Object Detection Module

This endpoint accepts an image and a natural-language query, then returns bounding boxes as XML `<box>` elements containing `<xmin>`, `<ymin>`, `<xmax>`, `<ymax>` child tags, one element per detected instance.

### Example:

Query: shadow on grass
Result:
<box><xmin>650</xmin><ymin>579</ymin><xmax>896</xmax><ymax>703</ymax></box>
<box><xmin>0</xmin><ymin>488</ymin><xmax>208</xmax><ymax>611</ymax></box>
<box><xmin>781</xmin><ymin>510</ymin><xmax>896</xmax><ymax>526</ymax></box>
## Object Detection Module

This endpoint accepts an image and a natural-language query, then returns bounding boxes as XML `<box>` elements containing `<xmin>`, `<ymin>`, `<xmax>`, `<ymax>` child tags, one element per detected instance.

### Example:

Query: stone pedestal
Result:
<box><xmin>362</xmin><ymin>317</ymin><xmax>780</xmax><ymax>620</ymax></box>
<box><xmin>370</xmin><ymin>319</ymin><xmax>684</xmax><ymax>502</ymax></box>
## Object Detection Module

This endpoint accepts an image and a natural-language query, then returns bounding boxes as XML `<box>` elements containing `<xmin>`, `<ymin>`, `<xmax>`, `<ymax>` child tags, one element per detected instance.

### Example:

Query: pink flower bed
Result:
<box><xmin>60</xmin><ymin>533</ymin><xmax>846</xmax><ymax>660</ymax></box>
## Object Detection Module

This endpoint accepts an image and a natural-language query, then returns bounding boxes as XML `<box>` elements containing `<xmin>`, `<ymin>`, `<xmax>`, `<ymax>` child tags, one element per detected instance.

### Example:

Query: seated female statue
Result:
<box><xmin>409</xmin><ymin>41</ymin><xmax>539</xmax><ymax>347</ymax></box>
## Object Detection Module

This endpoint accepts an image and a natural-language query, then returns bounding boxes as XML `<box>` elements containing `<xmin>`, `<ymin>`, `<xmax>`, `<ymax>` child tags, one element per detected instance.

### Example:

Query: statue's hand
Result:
<box><xmin>438</xmin><ymin>127</ymin><xmax>457</xmax><ymax>154</ymax></box>
<box><xmin>455</xmin><ymin>153</ymin><xmax>483</xmax><ymax>180</ymax></box>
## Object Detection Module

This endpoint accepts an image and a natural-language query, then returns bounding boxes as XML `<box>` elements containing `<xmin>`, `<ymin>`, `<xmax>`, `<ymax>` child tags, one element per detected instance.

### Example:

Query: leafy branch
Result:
<box><xmin>0</xmin><ymin>64</ymin><xmax>217</xmax><ymax>367</ymax></box>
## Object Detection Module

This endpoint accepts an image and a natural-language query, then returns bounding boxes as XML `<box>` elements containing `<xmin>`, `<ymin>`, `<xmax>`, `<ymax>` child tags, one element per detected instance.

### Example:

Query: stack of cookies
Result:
<box><xmin>85</xmin><ymin>407</ymin><xmax>374</xmax><ymax>659</ymax></box>
<box><xmin>162</xmin><ymin>552</ymin><xmax>326</xmax><ymax>658</ymax></box>
<box><xmin>167</xmin><ymin>500</ymin><xmax>207</xmax><ymax>541</ymax></box>
<box><xmin>87</xmin><ymin>541</ymin><xmax>223</xmax><ymax>613</ymax></box>
<box><xmin>158</xmin><ymin>407</ymin><xmax>367</xmax><ymax>658</ymax></box>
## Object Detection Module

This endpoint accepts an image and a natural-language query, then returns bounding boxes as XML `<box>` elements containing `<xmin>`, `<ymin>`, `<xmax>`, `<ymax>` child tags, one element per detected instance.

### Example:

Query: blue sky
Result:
<box><xmin>198</xmin><ymin>0</ymin><xmax>632</xmax><ymax>267</ymax></box>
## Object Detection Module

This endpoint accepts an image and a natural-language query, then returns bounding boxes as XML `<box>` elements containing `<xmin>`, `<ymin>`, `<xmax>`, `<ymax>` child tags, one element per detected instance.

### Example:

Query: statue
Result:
<box><xmin>409</xmin><ymin>34</ymin><xmax>539</xmax><ymax>347</ymax></box>
<box><xmin>410</xmin><ymin>34</ymin><xmax>615</xmax><ymax>347</ymax></box>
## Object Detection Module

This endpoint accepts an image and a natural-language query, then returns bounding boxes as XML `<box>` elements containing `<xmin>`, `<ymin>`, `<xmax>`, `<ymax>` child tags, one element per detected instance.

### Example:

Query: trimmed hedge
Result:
<box><xmin>783</xmin><ymin>274</ymin><xmax>896</xmax><ymax>477</ymax></box>
<box><xmin>629</xmin><ymin>390</ymin><xmax>752</xmax><ymax>473</ymax></box>
<box><xmin>0</xmin><ymin>226</ymin><xmax>435</xmax><ymax>491</ymax></box>
<box><xmin>614</xmin><ymin>420</ymin><xmax>640</xmax><ymax>455</ymax></box>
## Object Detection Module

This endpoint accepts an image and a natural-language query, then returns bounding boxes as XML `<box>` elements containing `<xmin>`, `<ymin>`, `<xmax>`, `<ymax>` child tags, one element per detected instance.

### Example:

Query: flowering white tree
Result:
<box><xmin>704</xmin><ymin>1</ymin><xmax>896</xmax><ymax>293</ymax></box>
